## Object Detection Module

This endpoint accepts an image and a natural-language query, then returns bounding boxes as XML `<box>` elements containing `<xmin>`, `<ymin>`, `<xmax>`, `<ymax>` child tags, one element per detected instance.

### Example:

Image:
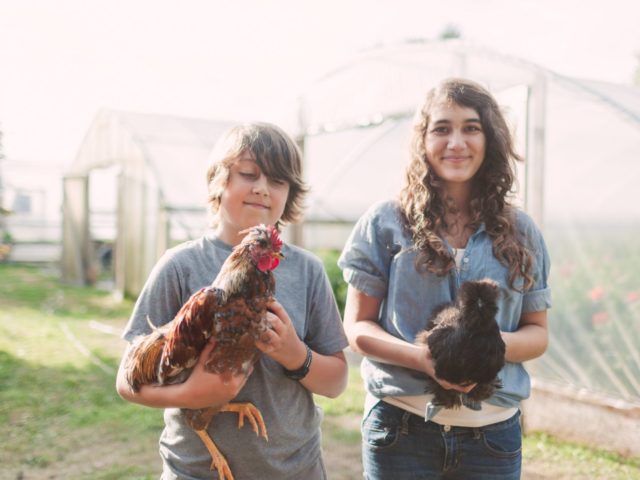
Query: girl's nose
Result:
<box><xmin>448</xmin><ymin>130</ymin><xmax>465</xmax><ymax>149</ymax></box>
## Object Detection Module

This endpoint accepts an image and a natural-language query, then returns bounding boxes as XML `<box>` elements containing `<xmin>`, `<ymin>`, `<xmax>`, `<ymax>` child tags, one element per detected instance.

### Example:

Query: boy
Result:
<box><xmin>116</xmin><ymin>122</ymin><xmax>349</xmax><ymax>479</ymax></box>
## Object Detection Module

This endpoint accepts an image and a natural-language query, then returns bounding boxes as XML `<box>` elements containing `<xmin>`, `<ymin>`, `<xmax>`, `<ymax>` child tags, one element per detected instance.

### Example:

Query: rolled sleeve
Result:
<box><xmin>520</xmin><ymin>212</ymin><xmax>552</xmax><ymax>313</ymax></box>
<box><xmin>342</xmin><ymin>266</ymin><xmax>388</xmax><ymax>298</ymax></box>
<box><xmin>522</xmin><ymin>286</ymin><xmax>552</xmax><ymax>313</ymax></box>
<box><xmin>338</xmin><ymin>202</ymin><xmax>398</xmax><ymax>299</ymax></box>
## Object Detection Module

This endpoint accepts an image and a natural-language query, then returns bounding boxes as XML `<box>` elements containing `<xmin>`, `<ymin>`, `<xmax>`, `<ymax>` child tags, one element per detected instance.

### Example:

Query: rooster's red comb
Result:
<box><xmin>268</xmin><ymin>225</ymin><xmax>283</xmax><ymax>251</ymax></box>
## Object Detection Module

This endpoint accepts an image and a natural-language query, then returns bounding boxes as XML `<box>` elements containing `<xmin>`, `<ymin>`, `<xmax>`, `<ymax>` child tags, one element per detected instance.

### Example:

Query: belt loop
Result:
<box><xmin>473</xmin><ymin>428</ymin><xmax>481</xmax><ymax>439</ymax></box>
<box><xmin>401</xmin><ymin>412</ymin><xmax>411</xmax><ymax>435</ymax></box>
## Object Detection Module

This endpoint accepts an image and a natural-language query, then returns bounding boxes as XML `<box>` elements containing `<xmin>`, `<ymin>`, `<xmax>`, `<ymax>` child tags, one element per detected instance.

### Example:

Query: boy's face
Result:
<box><xmin>215</xmin><ymin>151</ymin><xmax>290</xmax><ymax>245</ymax></box>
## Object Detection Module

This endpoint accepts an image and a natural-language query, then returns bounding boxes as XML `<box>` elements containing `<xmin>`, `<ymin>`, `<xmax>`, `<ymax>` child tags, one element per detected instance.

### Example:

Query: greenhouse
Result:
<box><xmin>61</xmin><ymin>109</ymin><xmax>233</xmax><ymax>297</ymax></box>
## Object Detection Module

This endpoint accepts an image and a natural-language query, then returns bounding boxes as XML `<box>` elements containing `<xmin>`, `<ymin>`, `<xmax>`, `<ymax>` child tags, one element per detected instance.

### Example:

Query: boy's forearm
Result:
<box><xmin>116</xmin><ymin>364</ymin><xmax>186</xmax><ymax>408</ymax></box>
<box><xmin>300</xmin><ymin>351</ymin><xmax>348</xmax><ymax>398</ymax></box>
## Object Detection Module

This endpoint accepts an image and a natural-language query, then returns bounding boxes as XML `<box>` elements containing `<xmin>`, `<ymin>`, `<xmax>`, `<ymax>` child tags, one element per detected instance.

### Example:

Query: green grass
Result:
<box><xmin>315</xmin><ymin>367</ymin><xmax>366</xmax><ymax>416</ymax></box>
<box><xmin>1</xmin><ymin>263</ymin><xmax>639</xmax><ymax>480</ymax></box>
<box><xmin>522</xmin><ymin>432</ymin><xmax>640</xmax><ymax>479</ymax></box>
<box><xmin>0</xmin><ymin>264</ymin><xmax>163</xmax><ymax>480</ymax></box>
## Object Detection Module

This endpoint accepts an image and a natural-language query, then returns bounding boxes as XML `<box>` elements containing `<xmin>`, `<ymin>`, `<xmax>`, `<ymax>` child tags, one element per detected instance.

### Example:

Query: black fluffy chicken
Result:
<box><xmin>415</xmin><ymin>279</ymin><xmax>505</xmax><ymax>411</ymax></box>
<box><xmin>123</xmin><ymin>224</ymin><xmax>283</xmax><ymax>480</ymax></box>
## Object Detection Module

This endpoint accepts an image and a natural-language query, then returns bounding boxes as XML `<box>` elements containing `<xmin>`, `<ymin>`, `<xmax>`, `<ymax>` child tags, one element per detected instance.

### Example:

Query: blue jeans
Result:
<box><xmin>362</xmin><ymin>401</ymin><xmax>522</xmax><ymax>479</ymax></box>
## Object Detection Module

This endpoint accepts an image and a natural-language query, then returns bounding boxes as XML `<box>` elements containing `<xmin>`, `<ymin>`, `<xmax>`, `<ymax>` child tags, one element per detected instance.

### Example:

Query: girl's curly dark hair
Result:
<box><xmin>399</xmin><ymin>78</ymin><xmax>534</xmax><ymax>291</ymax></box>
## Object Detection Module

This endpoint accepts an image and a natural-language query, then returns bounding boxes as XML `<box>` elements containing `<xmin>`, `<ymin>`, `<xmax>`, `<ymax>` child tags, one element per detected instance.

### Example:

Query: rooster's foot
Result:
<box><xmin>222</xmin><ymin>402</ymin><xmax>269</xmax><ymax>440</ymax></box>
<box><xmin>194</xmin><ymin>429</ymin><xmax>234</xmax><ymax>480</ymax></box>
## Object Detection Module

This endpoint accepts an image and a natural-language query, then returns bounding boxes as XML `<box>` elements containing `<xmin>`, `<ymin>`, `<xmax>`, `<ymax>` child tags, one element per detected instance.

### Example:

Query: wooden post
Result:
<box><xmin>525</xmin><ymin>74</ymin><xmax>547</xmax><ymax>228</ymax></box>
<box><xmin>290</xmin><ymin>97</ymin><xmax>307</xmax><ymax>247</ymax></box>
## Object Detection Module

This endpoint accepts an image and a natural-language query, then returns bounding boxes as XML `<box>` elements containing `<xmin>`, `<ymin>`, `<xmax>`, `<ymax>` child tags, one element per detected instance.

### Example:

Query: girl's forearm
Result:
<box><xmin>347</xmin><ymin>319</ymin><xmax>433</xmax><ymax>376</ymax></box>
<box><xmin>502</xmin><ymin>311</ymin><xmax>549</xmax><ymax>363</ymax></box>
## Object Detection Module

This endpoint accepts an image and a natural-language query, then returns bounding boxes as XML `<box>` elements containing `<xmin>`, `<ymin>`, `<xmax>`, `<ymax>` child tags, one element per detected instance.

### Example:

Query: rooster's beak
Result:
<box><xmin>274</xmin><ymin>252</ymin><xmax>285</xmax><ymax>260</ymax></box>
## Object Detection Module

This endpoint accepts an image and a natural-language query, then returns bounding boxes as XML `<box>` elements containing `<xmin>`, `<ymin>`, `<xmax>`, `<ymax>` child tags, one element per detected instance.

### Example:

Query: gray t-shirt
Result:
<box><xmin>122</xmin><ymin>233</ymin><xmax>348</xmax><ymax>480</ymax></box>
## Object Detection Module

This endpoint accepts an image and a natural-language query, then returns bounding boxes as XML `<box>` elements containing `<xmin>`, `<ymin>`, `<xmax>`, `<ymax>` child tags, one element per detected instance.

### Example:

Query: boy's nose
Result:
<box><xmin>252</xmin><ymin>175</ymin><xmax>269</xmax><ymax>195</ymax></box>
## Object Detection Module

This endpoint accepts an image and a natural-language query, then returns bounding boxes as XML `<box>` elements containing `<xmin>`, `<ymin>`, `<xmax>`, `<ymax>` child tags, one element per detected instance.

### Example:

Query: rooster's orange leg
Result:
<box><xmin>221</xmin><ymin>402</ymin><xmax>269</xmax><ymax>440</ymax></box>
<box><xmin>194</xmin><ymin>429</ymin><xmax>234</xmax><ymax>480</ymax></box>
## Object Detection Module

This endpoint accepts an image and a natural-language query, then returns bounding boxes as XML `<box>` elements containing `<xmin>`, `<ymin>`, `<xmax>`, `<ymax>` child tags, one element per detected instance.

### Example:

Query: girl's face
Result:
<box><xmin>215</xmin><ymin>151</ymin><xmax>290</xmax><ymax>245</ymax></box>
<box><xmin>424</xmin><ymin>102</ymin><xmax>486</xmax><ymax>190</ymax></box>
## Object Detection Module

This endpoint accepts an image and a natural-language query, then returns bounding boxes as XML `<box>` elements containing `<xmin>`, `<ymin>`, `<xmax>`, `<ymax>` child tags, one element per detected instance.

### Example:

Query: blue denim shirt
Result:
<box><xmin>338</xmin><ymin>200</ymin><xmax>552</xmax><ymax>408</ymax></box>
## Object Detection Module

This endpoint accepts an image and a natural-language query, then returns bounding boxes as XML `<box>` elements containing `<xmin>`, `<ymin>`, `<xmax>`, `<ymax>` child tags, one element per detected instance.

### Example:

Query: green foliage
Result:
<box><xmin>0</xmin><ymin>124</ymin><xmax>4</xmax><ymax>161</ymax></box>
<box><xmin>439</xmin><ymin>24</ymin><xmax>462</xmax><ymax>40</ymax></box>
<box><xmin>531</xmin><ymin>224</ymin><xmax>640</xmax><ymax>403</ymax></box>
<box><xmin>314</xmin><ymin>249</ymin><xmax>348</xmax><ymax>315</ymax></box>
<box><xmin>315</xmin><ymin>368</ymin><xmax>365</xmax><ymax>416</ymax></box>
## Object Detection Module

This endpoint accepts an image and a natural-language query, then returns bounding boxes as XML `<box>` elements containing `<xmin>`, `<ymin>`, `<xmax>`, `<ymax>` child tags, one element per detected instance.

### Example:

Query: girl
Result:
<box><xmin>339</xmin><ymin>78</ymin><xmax>551</xmax><ymax>479</ymax></box>
<box><xmin>116</xmin><ymin>122</ymin><xmax>349</xmax><ymax>479</ymax></box>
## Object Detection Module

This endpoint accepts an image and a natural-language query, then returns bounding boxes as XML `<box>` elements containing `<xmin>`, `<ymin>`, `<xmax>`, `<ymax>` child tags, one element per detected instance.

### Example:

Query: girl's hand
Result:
<box><xmin>421</xmin><ymin>343</ymin><xmax>477</xmax><ymax>394</ymax></box>
<box><xmin>255</xmin><ymin>300</ymin><xmax>308</xmax><ymax>371</ymax></box>
<box><xmin>176</xmin><ymin>339</ymin><xmax>252</xmax><ymax>409</ymax></box>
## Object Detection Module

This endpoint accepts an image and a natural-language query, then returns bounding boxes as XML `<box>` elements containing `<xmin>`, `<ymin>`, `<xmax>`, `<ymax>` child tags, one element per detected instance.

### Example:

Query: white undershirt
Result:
<box><xmin>382</xmin><ymin>246</ymin><xmax>517</xmax><ymax>427</ymax></box>
<box><xmin>382</xmin><ymin>394</ymin><xmax>518</xmax><ymax>428</ymax></box>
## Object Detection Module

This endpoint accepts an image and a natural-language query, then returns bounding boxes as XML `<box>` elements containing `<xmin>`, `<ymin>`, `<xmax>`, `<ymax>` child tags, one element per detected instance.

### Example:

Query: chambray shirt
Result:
<box><xmin>338</xmin><ymin>200</ymin><xmax>552</xmax><ymax>409</ymax></box>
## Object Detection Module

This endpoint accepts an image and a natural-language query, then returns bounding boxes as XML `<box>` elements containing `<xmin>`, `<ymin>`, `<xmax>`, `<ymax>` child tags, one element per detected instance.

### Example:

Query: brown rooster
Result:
<box><xmin>123</xmin><ymin>224</ymin><xmax>284</xmax><ymax>480</ymax></box>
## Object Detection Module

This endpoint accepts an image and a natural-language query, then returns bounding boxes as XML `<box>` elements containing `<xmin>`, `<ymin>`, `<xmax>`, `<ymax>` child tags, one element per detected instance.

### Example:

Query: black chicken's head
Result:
<box><xmin>239</xmin><ymin>224</ymin><xmax>284</xmax><ymax>272</ymax></box>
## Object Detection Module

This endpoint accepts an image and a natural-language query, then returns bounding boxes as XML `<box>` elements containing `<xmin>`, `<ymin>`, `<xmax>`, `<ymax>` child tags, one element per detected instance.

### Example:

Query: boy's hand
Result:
<box><xmin>177</xmin><ymin>339</ymin><xmax>252</xmax><ymax>409</ymax></box>
<box><xmin>256</xmin><ymin>300</ymin><xmax>309</xmax><ymax>371</ymax></box>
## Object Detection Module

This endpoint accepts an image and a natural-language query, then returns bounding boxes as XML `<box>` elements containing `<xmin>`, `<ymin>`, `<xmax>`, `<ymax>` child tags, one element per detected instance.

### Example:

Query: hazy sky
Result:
<box><xmin>1</xmin><ymin>0</ymin><xmax>639</xmax><ymax>168</ymax></box>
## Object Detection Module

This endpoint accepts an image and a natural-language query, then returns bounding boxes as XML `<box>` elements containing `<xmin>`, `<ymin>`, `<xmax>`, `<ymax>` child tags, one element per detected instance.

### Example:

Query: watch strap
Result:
<box><xmin>283</xmin><ymin>344</ymin><xmax>312</xmax><ymax>380</ymax></box>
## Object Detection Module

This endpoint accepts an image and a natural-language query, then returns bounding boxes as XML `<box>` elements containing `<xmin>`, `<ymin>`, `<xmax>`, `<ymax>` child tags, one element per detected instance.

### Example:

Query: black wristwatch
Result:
<box><xmin>283</xmin><ymin>344</ymin><xmax>312</xmax><ymax>380</ymax></box>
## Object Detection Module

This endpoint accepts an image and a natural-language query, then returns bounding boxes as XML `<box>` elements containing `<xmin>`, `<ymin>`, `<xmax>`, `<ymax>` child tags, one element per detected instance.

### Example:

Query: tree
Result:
<box><xmin>0</xmin><ymin>126</ymin><xmax>8</xmax><ymax>218</ymax></box>
<box><xmin>0</xmin><ymin>125</ymin><xmax>9</xmax><ymax>259</ymax></box>
<box><xmin>439</xmin><ymin>24</ymin><xmax>462</xmax><ymax>40</ymax></box>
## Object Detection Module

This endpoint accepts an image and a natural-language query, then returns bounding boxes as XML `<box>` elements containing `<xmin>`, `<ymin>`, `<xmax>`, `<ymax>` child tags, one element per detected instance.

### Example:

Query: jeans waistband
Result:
<box><xmin>380</xmin><ymin>400</ymin><xmax>521</xmax><ymax>434</ymax></box>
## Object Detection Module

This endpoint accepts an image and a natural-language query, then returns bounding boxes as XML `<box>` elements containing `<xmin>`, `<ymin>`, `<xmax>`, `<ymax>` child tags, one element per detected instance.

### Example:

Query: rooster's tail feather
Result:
<box><xmin>125</xmin><ymin>329</ymin><xmax>166</xmax><ymax>392</ymax></box>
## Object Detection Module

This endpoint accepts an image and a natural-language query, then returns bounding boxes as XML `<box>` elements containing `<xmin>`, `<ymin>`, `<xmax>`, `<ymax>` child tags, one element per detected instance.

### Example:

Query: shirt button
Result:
<box><xmin>463</xmin><ymin>258</ymin><xmax>469</xmax><ymax>263</ymax></box>
<box><xmin>443</xmin><ymin>425</ymin><xmax>451</xmax><ymax>432</ymax></box>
